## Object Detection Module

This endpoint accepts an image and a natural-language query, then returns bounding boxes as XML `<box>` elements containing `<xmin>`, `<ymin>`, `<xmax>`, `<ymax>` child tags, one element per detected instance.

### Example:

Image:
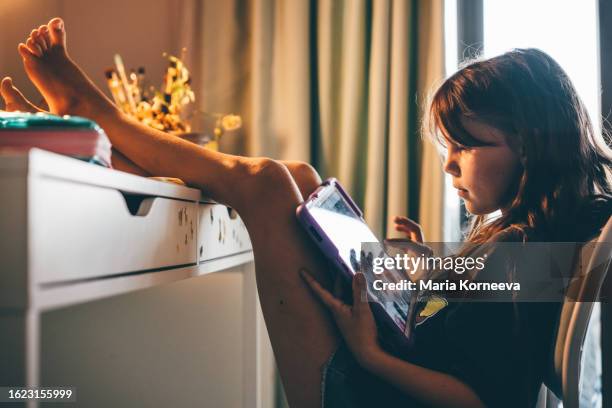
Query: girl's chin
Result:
<box><xmin>464</xmin><ymin>202</ymin><xmax>502</xmax><ymax>216</ymax></box>
<box><xmin>463</xmin><ymin>200</ymin><xmax>492</xmax><ymax>216</ymax></box>
<box><xmin>459</xmin><ymin>193</ymin><xmax>498</xmax><ymax>215</ymax></box>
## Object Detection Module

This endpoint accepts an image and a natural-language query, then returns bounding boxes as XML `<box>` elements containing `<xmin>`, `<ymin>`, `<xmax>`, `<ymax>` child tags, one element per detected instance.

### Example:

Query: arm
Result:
<box><xmin>359</xmin><ymin>348</ymin><xmax>485</xmax><ymax>408</ymax></box>
<box><xmin>301</xmin><ymin>271</ymin><xmax>485</xmax><ymax>408</ymax></box>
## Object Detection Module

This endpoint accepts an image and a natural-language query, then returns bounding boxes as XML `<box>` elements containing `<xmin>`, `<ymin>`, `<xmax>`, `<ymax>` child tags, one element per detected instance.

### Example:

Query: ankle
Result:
<box><xmin>68</xmin><ymin>87</ymin><xmax>118</xmax><ymax>121</ymax></box>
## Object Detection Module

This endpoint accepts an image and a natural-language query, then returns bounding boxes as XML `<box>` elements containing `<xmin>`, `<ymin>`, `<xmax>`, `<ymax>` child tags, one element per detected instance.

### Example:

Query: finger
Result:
<box><xmin>394</xmin><ymin>216</ymin><xmax>412</xmax><ymax>225</ymax></box>
<box><xmin>394</xmin><ymin>220</ymin><xmax>416</xmax><ymax>231</ymax></box>
<box><xmin>300</xmin><ymin>269</ymin><xmax>344</xmax><ymax>311</ymax></box>
<box><xmin>352</xmin><ymin>273</ymin><xmax>368</xmax><ymax>314</ymax></box>
<box><xmin>394</xmin><ymin>216</ymin><xmax>417</xmax><ymax>225</ymax></box>
<box><xmin>397</xmin><ymin>221</ymin><xmax>423</xmax><ymax>242</ymax></box>
<box><xmin>395</xmin><ymin>224</ymin><xmax>414</xmax><ymax>234</ymax></box>
<box><xmin>394</xmin><ymin>225</ymin><xmax>419</xmax><ymax>242</ymax></box>
<box><xmin>394</xmin><ymin>216</ymin><xmax>422</xmax><ymax>231</ymax></box>
<box><xmin>394</xmin><ymin>220</ymin><xmax>412</xmax><ymax>229</ymax></box>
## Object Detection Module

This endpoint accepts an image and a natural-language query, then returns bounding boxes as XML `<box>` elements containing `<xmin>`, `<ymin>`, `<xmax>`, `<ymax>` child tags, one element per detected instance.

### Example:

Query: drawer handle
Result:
<box><xmin>227</xmin><ymin>207</ymin><xmax>238</xmax><ymax>220</ymax></box>
<box><xmin>120</xmin><ymin>192</ymin><xmax>156</xmax><ymax>217</ymax></box>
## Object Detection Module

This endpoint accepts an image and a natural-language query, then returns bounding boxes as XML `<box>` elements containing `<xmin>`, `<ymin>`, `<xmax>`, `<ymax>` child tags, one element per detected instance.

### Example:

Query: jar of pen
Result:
<box><xmin>104</xmin><ymin>50</ymin><xmax>241</xmax><ymax>151</ymax></box>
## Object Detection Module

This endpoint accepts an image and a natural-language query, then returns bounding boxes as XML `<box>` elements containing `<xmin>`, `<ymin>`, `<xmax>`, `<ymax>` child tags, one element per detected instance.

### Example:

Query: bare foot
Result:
<box><xmin>18</xmin><ymin>18</ymin><xmax>113</xmax><ymax>117</ymax></box>
<box><xmin>0</xmin><ymin>76</ymin><xmax>147</xmax><ymax>176</ymax></box>
<box><xmin>0</xmin><ymin>77</ymin><xmax>44</xmax><ymax>113</ymax></box>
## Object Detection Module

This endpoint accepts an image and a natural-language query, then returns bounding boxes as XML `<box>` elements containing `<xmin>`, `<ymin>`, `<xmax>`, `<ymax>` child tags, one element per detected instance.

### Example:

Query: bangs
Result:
<box><xmin>428</xmin><ymin>78</ymin><xmax>492</xmax><ymax>149</ymax></box>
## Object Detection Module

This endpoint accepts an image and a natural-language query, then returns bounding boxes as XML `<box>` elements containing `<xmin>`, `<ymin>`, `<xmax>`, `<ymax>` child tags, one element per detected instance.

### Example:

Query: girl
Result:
<box><xmin>2</xmin><ymin>19</ymin><xmax>610</xmax><ymax>408</ymax></box>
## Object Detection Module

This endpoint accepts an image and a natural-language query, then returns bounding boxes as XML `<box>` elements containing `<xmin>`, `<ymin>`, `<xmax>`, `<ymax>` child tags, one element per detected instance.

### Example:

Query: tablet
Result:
<box><xmin>296</xmin><ymin>178</ymin><xmax>423</xmax><ymax>345</ymax></box>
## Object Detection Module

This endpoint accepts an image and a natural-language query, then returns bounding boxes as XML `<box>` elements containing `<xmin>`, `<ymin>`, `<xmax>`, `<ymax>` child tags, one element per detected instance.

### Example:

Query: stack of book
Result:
<box><xmin>0</xmin><ymin>112</ymin><xmax>112</xmax><ymax>167</ymax></box>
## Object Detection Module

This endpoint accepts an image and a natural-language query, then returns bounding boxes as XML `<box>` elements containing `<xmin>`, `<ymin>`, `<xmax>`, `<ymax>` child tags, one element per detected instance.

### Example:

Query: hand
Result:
<box><xmin>300</xmin><ymin>270</ymin><xmax>382</xmax><ymax>365</ymax></box>
<box><xmin>393</xmin><ymin>216</ymin><xmax>424</xmax><ymax>243</ymax></box>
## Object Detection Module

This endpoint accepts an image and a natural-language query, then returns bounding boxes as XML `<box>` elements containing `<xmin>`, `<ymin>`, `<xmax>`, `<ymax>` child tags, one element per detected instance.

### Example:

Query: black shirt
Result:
<box><xmin>325</xmin><ymin>198</ymin><xmax>611</xmax><ymax>408</ymax></box>
<box><xmin>404</xmin><ymin>200</ymin><xmax>611</xmax><ymax>407</ymax></box>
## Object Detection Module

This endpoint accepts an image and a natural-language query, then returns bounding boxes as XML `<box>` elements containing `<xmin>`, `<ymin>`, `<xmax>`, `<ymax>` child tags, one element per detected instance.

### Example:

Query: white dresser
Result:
<box><xmin>0</xmin><ymin>149</ymin><xmax>275</xmax><ymax>407</ymax></box>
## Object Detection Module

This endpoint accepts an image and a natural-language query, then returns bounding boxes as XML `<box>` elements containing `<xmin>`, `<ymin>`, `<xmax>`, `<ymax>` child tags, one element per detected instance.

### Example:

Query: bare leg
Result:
<box><xmin>280</xmin><ymin>160</ymin><xmax>323</xmax><ymax>200</ymax></box>
<box><xmin>0</xmin><ymin>80</ymin><xmax>151</xmax><ymax>178</ymax></box>
<box><xmin>111</xmin><ymin>148</ymin><xmax>150</xmax><ymax>176</ymax></box>
<box><xmin>0</xmin><ymin>78</ymin><xmax>323</xmax><ymax>191</ymax></box>
<box><xmin>106</xmin><ymin>157</ymin><xmax>322</xmax><ymax>196</ymax></box>
<box><xmin>20</xmin><ymin>18</ymin><xmax>339</xmax><ymax>407</ymax></box>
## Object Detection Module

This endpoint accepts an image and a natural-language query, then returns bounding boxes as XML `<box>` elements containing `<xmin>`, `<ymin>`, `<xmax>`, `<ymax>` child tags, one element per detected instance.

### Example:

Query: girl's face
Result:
<box><xmin>443</xmin><ymin>118</ymin><xmax>523</xmax><ymax>215</ymax></box>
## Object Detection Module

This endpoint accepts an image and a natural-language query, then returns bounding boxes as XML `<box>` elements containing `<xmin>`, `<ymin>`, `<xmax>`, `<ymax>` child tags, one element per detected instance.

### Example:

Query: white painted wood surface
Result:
<box><xmin>0</xmin><ymin>149</ymin><xmax>274</xmax><ymax>408</ymax></box>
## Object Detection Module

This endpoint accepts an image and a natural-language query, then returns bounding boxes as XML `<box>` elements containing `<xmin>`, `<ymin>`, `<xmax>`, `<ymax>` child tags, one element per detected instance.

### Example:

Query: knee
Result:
<box><xmin>240</xmin><ymin>157</ymin><xmax>298</xmax><ymax>197</ymax></box>
<box><xmin>282</xmin><ymin>161</ymin><xmax>322</xmax><ymax>198</ymax></box>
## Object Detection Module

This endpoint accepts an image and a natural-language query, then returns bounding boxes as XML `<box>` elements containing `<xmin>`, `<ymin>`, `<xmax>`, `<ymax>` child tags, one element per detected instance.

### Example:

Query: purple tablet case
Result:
<box><xmin>296</xmin><ymin>178</ymin><xmax>416</xmax><ymax>349</ymax></box>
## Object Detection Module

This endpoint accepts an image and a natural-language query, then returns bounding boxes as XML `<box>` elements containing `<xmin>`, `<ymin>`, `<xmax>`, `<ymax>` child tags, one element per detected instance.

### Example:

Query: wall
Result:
<box><xmin>0</xmin><ymin>3</ymin><xmax>276</xmax><ymax>405</ymax></box>
<box><xmin>0</xmin><ymin>0</ymin><xmax>186</xmax><ymax>109</ymax></box>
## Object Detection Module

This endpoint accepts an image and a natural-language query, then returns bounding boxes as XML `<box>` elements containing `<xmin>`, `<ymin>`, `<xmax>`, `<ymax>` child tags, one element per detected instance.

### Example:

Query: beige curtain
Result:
<box><xmin>177</xmin><ymin>0</ymin><xmax>446</xmax><ymax>240</ymax></box>
<box><xmin>174</xmin><ymin>2</ymin><xmax>446</xmax><ymax>406</ymax></box>
<box><xmin>416</xmin><ymin>0</ymin><xmax>446</xmax><ymax>242</ymax></box>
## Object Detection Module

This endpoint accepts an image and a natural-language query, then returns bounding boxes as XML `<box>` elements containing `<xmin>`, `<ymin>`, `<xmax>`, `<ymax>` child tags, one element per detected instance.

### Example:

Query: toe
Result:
<box><xmin>40</xmin><ymin>26</ymin><xmax>52</xmax><ymax>49</ymax></box>
<box><xmin>17</xmin><ymin>43</ymin><xmax>35</xmax><ymax>59</ymax></box>
<box><xmin>48</xmin><ymin>18</ymin><xmax>66</xmax><ymax>48</ymax></box>
<box><xmin>0</xmin><ymin>77</ymin><xmax>13</xmax><ymax>96</ymax></box>
<box><xmin>0</xmin><ymin>77</ymin><xmax>43</xmax><ymax>113</ymax></box>
<box><xmin>36</xmin><ymin>26</ymin><xmax>49</xmax><ymax>51</ymax></box>
<box><xmin>29</xmin><ymin>29</ymin><xmax>44</xmax><ymax>51</ymax></box>
<box><xmin>17</xmin><ymin>43</ymin><xmax>33</xmax><ymax>59</ymax></box>
<box><xmin>33</xmin><ymin>31</ymin><xmax>47</xmax><ymax>53</ymax></box>
<box><xmin>26</xmin><ymin>37</ymin><xmax>42</xmax><ymax>58</ymax></box>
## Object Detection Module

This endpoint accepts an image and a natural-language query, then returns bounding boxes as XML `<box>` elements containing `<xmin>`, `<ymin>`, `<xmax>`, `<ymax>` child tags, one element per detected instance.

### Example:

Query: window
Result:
<box><xmin>443</xmin><ymin>0</ymin><xmax>601</xmax><ymax>243</ymax></box>
<box><xmin>483</xmin><ymin>0</ymin><xmax>600</xmax><ymax>131</ymax></box>
<box><xmin>443</xmin><ymin>0</ymin><xmax>461</xmax><ymax>242</ymax></box>
<box><xmin>443</xmin><ymin>1</ymin><xmax>603</xmax><ymax>405</ymax></box>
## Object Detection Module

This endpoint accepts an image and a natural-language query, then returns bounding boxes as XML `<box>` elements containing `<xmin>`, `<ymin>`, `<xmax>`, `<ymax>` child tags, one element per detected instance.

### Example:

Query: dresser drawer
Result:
<box><xmin>198</xmin><ymin>204</ymin><xmax>252</xmax><ymax>262</ymax></box>
<box><xmin>30</xmin><ymin>177</ymin><xmax>198</xmax><ymax>284</ymax></box>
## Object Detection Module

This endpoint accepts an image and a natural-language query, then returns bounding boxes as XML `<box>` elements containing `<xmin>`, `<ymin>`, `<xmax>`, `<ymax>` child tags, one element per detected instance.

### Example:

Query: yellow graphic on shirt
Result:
<box><xmin>415</xmin><ymin>295</ymin><xmax>448</xmax><ymax>326</ymax></box>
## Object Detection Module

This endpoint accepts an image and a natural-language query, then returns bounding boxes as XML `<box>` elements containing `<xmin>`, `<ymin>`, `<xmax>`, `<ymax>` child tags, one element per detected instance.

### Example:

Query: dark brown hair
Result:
<box><xmin>427</xmin><ymin>48</ymin><xmax>611</xmax><ymax>242</ymax></box>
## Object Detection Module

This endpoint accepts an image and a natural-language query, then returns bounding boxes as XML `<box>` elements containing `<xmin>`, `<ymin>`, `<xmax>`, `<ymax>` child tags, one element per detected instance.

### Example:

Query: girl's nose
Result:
<box><xmin>443</xmin><ymin>150</ymin><xmax>460</xmax><ymax>177</ymax></box>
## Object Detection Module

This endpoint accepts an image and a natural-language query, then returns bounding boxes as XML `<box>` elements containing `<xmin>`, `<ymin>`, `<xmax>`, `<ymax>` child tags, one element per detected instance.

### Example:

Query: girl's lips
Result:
<box><xmin>456</xmin><ymin>188</ymin><xmax>468</xmax><ymax>198</ymax></box>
